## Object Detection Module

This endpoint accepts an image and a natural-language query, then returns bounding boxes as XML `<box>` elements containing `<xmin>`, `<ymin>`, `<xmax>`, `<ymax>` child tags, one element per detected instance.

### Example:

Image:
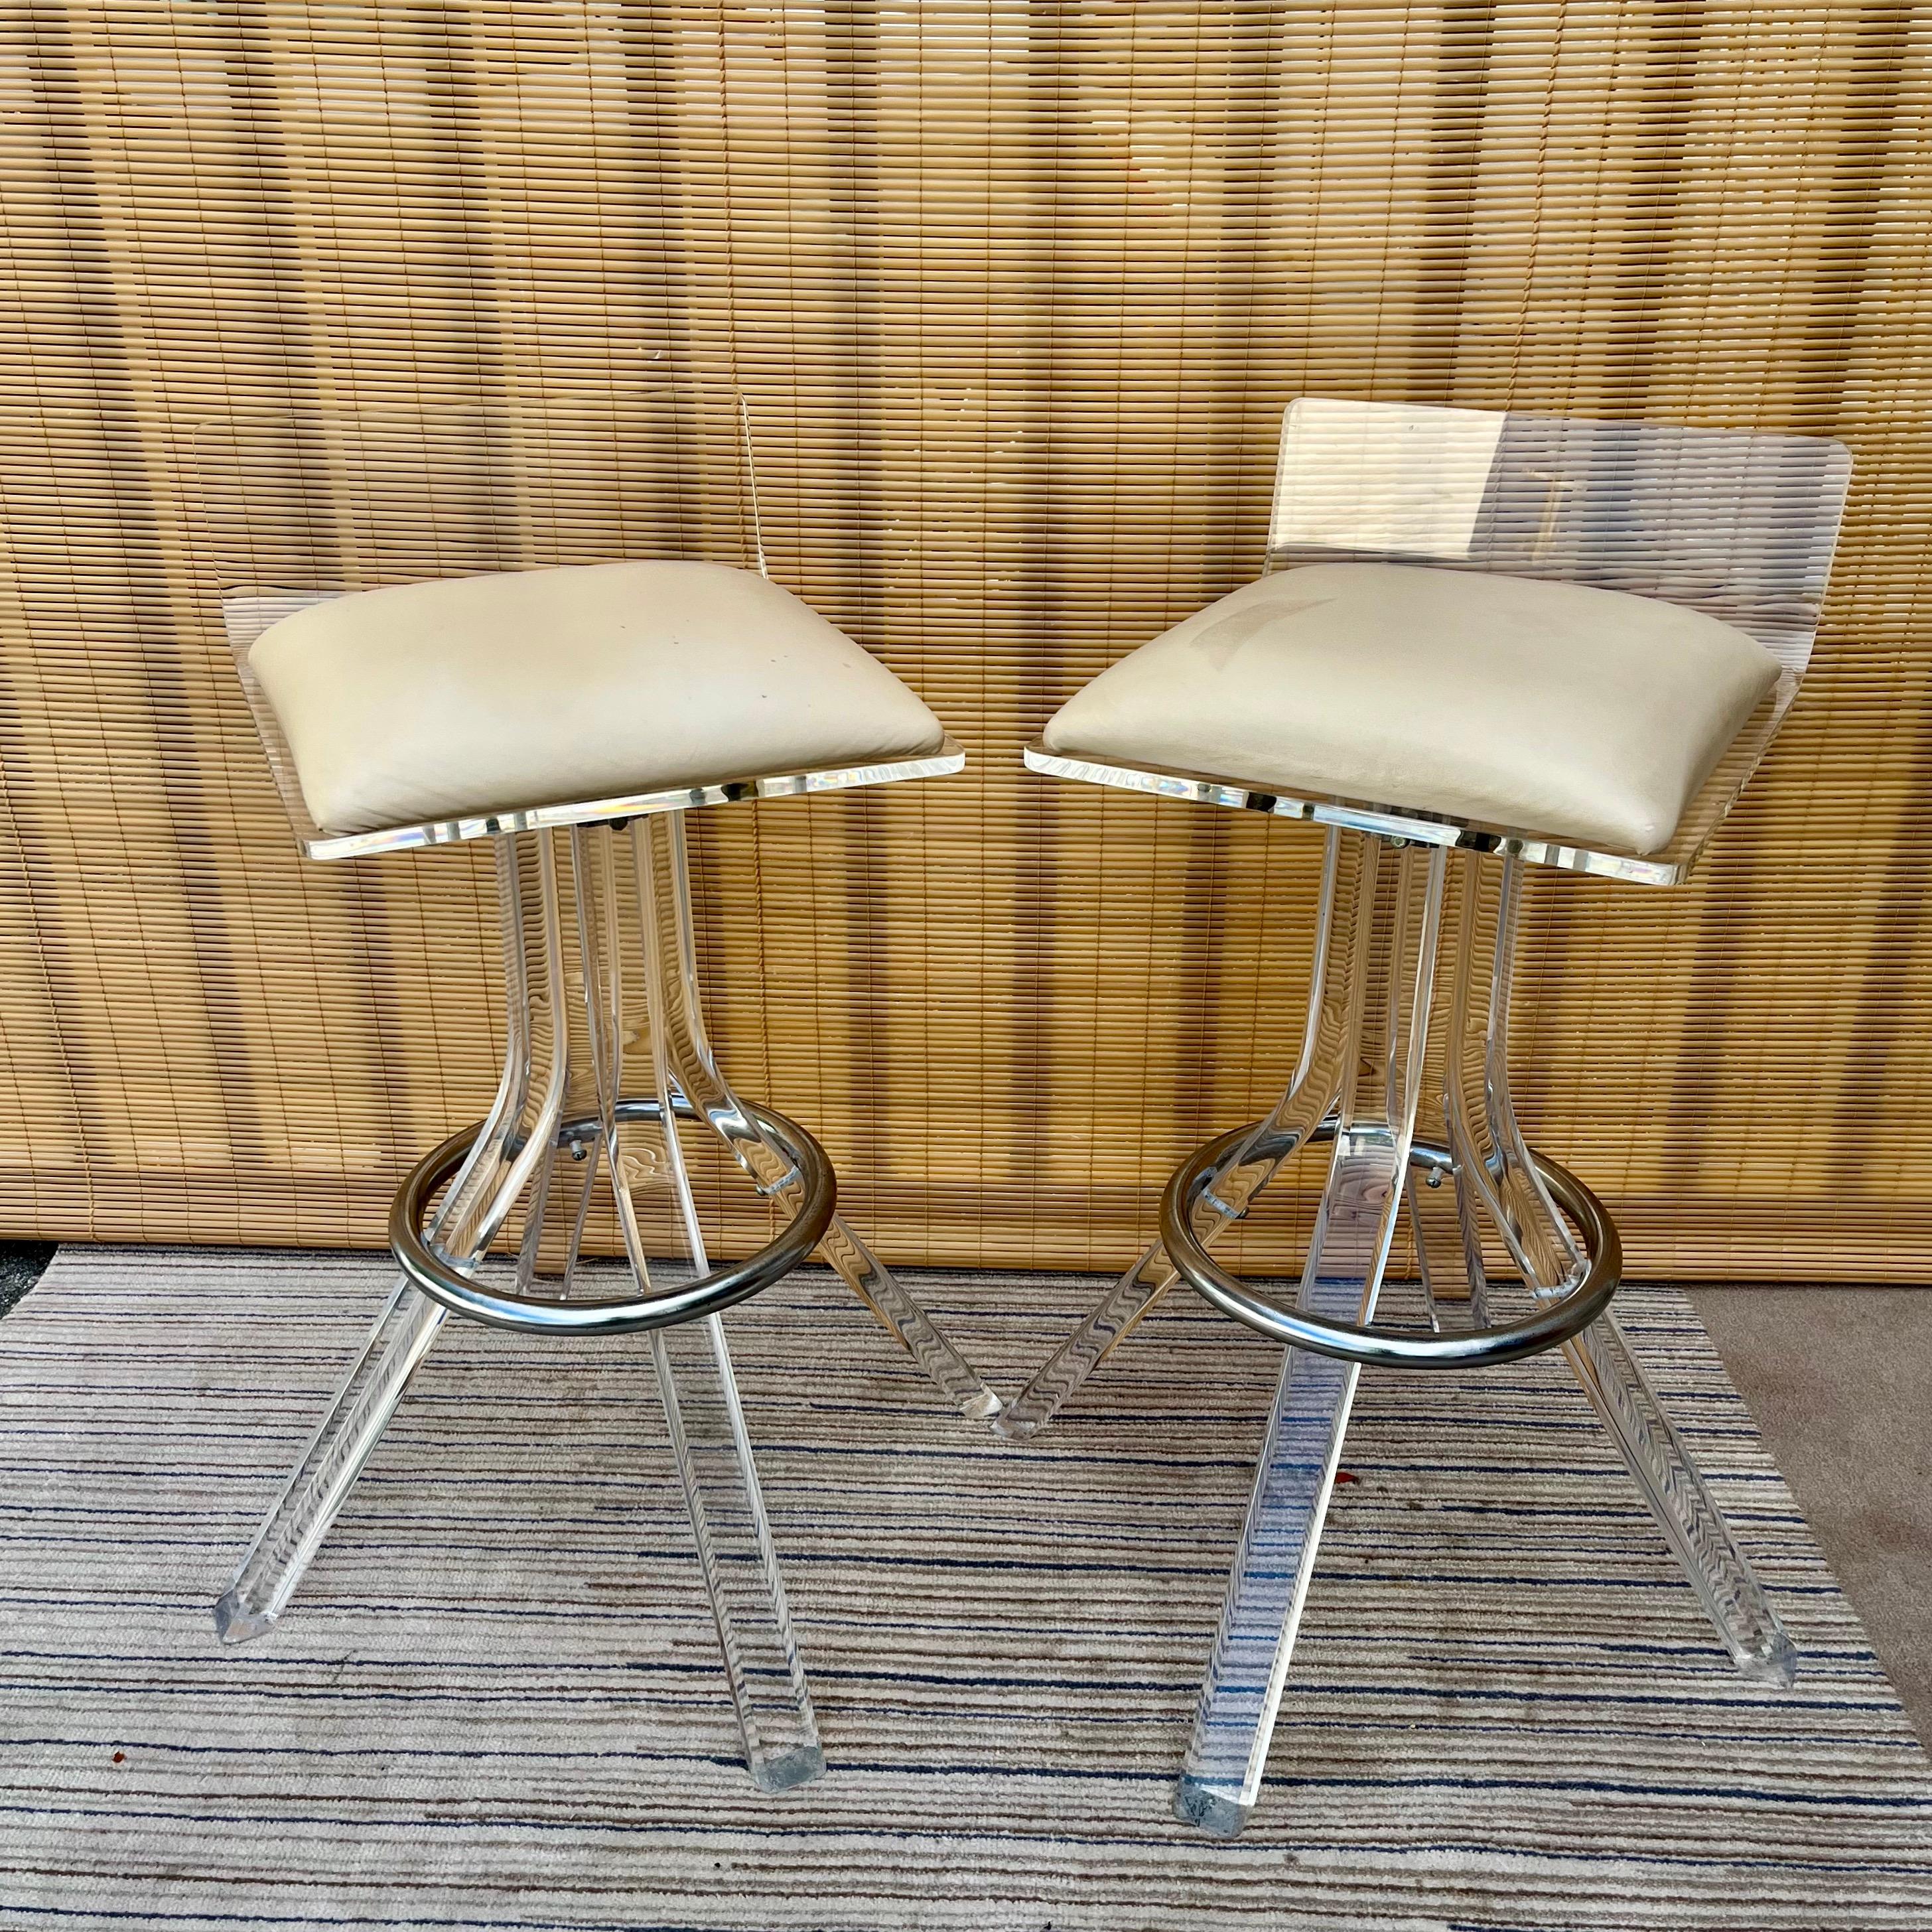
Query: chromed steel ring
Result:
<box><xmin>391</xmin><ymin>1094</ymin><xmax>835</xmax><ymax>1336</ymax></box>
<box><xmin>1160</xmin><ymin>1121</ymin><xmax>1620</xmax><ymax>1369</ymax></box>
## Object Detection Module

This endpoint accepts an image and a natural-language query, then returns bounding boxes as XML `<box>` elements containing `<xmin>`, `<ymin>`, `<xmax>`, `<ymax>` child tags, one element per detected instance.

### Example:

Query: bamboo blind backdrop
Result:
<box><xmin>1</xmin><ymin>2</ymin><xmax>1929</xmax><ymax>1278</ymax></box>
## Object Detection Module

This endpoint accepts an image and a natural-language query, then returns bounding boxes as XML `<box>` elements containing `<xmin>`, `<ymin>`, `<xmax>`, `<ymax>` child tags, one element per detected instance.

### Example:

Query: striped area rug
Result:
<box><xmin>1</xmin><ymin>1247</ymin><xmax>1928</xmax><ymax>1930</ymax></box>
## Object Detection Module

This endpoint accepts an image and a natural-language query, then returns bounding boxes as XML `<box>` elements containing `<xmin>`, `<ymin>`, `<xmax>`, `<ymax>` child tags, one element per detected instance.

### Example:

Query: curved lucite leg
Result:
<box><xmin>1403</xmin><ymin>870</ymin><xmax>1497</xmax><ymax>1334</ymax></box>
<box><xmin>1566</xmin><ymin>1318</ymin><xmax>1796</xmax><ymax>1683</ymax></box>
<box><xmin>1176</xmin><ymin>840</ymin><xmax>1446</xmax><ymax>1834</ymax></box>
<box><xmin>215</xmin><ymin>840</ymin><xmax>551</xmax><ymax>1643</ymax></box>
<box><xmin>639</xmin><ymin>817</ymin><xmax>1001</xmax><ymax>1422</ymax></box>
<box><xmin>1173</xmin><ymin>1327</ymin><xmax>1358</xmax><ymax>1835</ymax></box>
<box><xmin>996</xmin><ymin>833</ymin><xmax>1350</xmax><ymax>1441</ymax></box>
<box><xmin>1448</xmin><ymin>854</ymin><xmax>1795</xmax><ymax>1684</ymax></box>
<box><xmin>653</xmin><ymin>1318</ymin><xmax>824</xmax><ymax>1789</ymax></box>
<box><xmin>214</xmin><ymin>1280</ymin><xmax>445</xmax><ymax>1642</ymax></box>
<box><xmin>604</xmin><ymin>828</ymin><xmax>823</xmax><ymax>1787</ymax></box>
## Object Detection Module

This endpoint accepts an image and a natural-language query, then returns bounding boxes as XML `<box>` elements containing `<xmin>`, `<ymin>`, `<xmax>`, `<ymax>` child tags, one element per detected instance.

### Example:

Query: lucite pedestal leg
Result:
<box><xmin>640</xmin><ymin>816</ymin><xmax>1001</xmax><ymax>1423</ymax></box>
<box><xmin>1448</xmin><ymin>854</ymin><xmax>1795</xmax><ymax>1684</ymax></box>
<box><xmin>1008</xmin><ymin>833</ymin><xmax>1793</xmax><ymax>1834</ymax></box>
<box><xmin>218</xmin><ymin>823</ymin><xmax>828</xmax><ymax>1789</ymax></box>
<box><xmin>1176</xmin><ymin>839</ymin><xmax>1446</xmax><ymax>1833</ymax></box>
<box><xmin>995</xmin><ymin>834</ymin><xmax>1350</xmax><ymax>1441</ymax></box>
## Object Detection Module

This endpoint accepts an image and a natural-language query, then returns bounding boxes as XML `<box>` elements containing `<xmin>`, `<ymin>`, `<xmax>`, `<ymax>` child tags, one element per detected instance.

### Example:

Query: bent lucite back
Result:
<box><xmin>1030</xmin><ymin>398</ymin><xmax>1852</xmax><ymax>886</ymax></box>
<box><xmin>195</xmin><ymin>386</ymin><xmax>962</xmax><ymax>861</ymax></box>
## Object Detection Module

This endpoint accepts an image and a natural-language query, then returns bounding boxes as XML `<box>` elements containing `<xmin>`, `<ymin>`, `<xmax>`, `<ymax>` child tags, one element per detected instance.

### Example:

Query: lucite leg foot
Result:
<box><xmin>636</xmin><ymin>815</ymin><xmax>1002</xmax><ymax>1424</ymax></box>
<box><xmin>654</xmin><ymin>1314</ymin><xmax>823</xmax><ymax>1789</ymax></box>
<box><xmin>816</xmin><ymin>1215</ymin><xmax>1001</xmax><ymax>1422</ymax></box>
<box><xmin>686</xmin><ymin>1089</ymin><xmax>1000</xmax><ymax>1424</ymax></box>
<box><xmin>993</xmin><ymin>1113</ymin><xmax>1328</xmax><ymax>1444</ymax></box>
<box><xmin>215</xmin><ymin>1280</ymin><xmax>445</xmax><ymax>1642</ymax></box>
<box><xmin>993</xmin><ymin>1239</ymin><xmax>1174</xmax><ymax>1441</ymax></box>
<box><xmin>1174</xmin><ymin>1326</ymin><xmax>1361</xmax><ymax>1833</ymax></box>
<box><xmin>997</xmin><ymin>835</ymin><xmax>1355</xmax><ymax>1442</ymax></box>
<box><xmin>693</xmin><ymin>1101</ymin><xmax>1000</xmax><ymax>1423</ymax></box>
<box><xmin>1568</xmin><ymin>1314</ymin><xmax>1796</xmax><ymax>1684</ymax></box>
<box><xmin>997</xmin><ymin>1119</ymin><xmax>1332</xmax><ymax>1443</ymax></box>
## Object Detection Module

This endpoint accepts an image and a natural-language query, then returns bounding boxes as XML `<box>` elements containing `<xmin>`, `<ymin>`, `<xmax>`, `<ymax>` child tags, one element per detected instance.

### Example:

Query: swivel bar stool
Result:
<box><xmin>1004</xmin><ymin>398</ymin><xmax>1851</xmax><ymax>1832</ymax></box>
<box><xmin>200</xmin><ymin>389</ymin><xmax>998</xmax><ymax>1791</ymax></box>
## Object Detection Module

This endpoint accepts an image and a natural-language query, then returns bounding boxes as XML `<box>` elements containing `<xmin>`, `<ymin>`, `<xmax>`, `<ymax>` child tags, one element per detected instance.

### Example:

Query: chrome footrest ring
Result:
<box><xmin>1160</xmin><ymin>1121</ymin><xmax>1620</xmax><ymax>1369</ymax></box>
<box><xmin>391</xmin><ymin>1093</ymin><xmax>836</xmax><ymax>1336</ymax></box>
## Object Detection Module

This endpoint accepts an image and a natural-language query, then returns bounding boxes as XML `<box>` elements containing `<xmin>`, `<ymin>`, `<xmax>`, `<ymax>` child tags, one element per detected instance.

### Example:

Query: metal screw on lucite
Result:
<box><xmin>201</xmin><ymin>389</ymin><xmax>1004</xmax><ymax>1791</ymax></box>
<box><xmin>1008</xmin><ymin>399</ymin><xmax>1849</xmax><ymax>1834</ymax></box>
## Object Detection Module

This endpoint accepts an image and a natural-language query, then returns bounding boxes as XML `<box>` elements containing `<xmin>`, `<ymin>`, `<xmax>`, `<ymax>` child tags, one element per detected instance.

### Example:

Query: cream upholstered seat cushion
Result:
<box><xmin>1040</xmin><ymin>562</ymin><xmax>1781</xmax><ymax>855</ymax></box>
<box><xmin>247</xmin><ymin>561</ymin><xmax>948</xmax><ymax>836</ymax></box>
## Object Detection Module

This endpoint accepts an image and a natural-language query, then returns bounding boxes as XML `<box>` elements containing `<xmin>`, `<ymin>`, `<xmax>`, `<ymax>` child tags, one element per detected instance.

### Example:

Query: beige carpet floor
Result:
<box><xmin>0</xmin><ymin>1247</ymin><xmax>1929</xmax><ymax>1929</ymax></box>
<box><xmin>1689</xmin><ymin>1287</ymin><xmax>1932</xmax><ymax>1748</ymax></box>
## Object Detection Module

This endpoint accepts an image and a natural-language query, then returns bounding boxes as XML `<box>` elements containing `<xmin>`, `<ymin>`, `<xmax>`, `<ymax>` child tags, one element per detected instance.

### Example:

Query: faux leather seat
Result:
<box><xmin>248</xmin><ymin>559</ymin><xmax>948</xmax><ymax>836</ymax></box>
<box><xmin>1041</xmin><ymin>561</ymin><xmax>1781</xmax><ymax>855</ymax></box>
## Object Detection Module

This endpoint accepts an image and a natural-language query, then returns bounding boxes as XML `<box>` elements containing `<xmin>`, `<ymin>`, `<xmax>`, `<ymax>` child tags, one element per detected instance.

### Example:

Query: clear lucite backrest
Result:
<box><xmin>194</xmin><ymin>385</ymin><xmax>774</xmax><ymax>857</ymax></box>
<box><xmin>195</xmin><ymin>385</ymin><xmax>962</xmax><ymax>859</ymax></box>
<box><xmin>1267</xmin><ymin>398</ymin><xmax>1851</xmax><ymax>674</ymax></box>
<box><xmin>196</xmin><ymin>381</ymin><xmax>765</xmax><ymax>604</ymax></box>
<box><xmin>1029</xmin><ymin>397</ymin><xmax>1854</xmax><ymax>882</ymax></box>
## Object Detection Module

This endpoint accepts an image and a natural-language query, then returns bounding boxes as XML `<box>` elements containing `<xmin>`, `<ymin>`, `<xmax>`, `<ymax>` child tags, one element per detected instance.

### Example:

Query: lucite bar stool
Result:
<box><xmin>1004</xmin><ymin>398</ymin><xmax>1852</xmax><ymax>1833</ymax></box>
<box><xmin>198</xmin><ymin>391</ymin><xmax>999</xmax><ymax>1791</ymax></box>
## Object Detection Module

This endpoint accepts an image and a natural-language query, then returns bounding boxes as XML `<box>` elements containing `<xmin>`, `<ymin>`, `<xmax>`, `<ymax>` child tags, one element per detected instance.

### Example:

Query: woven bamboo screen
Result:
<box><xmin>2</xmin><ymin>3</ymin><xmax>1929</xmax><ymax>1278</ymax></box>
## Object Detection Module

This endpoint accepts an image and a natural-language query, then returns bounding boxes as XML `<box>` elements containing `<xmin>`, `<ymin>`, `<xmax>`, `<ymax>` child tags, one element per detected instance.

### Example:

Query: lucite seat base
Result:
<box><xmin>997</xmin><ymin>829</ymin><xmax>1796</xmax><ymax>1836</ymax></box>
<box><xmin>215</xmin><ymin>813</ymin><xmax>1002</xmax><ymax>1793</ymax></box>
<box><xmin>1022</xmin><ymin>677</ymin><xmax>1793</xmax><ymax>888</ymax></box>
<box><xmin>226</xmin><ymin>580</ymin><xmax>966</xmax><ymax>862</ymax></box>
